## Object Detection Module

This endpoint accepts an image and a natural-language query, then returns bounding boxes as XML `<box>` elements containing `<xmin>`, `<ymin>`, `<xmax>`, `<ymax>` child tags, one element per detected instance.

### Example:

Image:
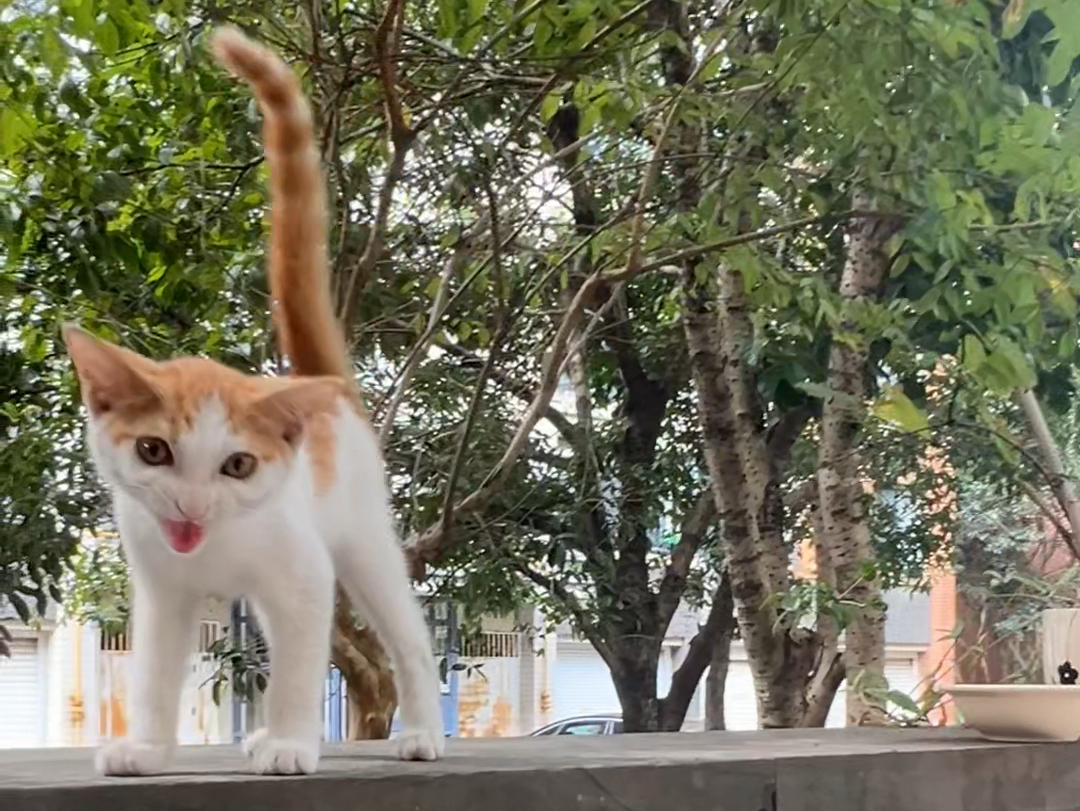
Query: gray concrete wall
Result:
<box><xmin>2</xmin><ymin>727</ymin><xmax>1079</xmax><ymax>811</ymax></box>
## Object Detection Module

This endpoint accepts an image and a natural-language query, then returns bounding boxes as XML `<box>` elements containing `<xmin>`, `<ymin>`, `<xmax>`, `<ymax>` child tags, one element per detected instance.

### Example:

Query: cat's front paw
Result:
<box><xmin>95</xmin><ymin>739</ymin><xmax>172</xmax><ymax>776</ymax></box>
<box><xmin>243</xmin><ymin>728</ymin><xmax>319</xmax><ymax>775</ymax></box>
<box><xmin>396</xmin><ymin>728</ymin><xmax>445</xmax><ymax>761</ymax></box>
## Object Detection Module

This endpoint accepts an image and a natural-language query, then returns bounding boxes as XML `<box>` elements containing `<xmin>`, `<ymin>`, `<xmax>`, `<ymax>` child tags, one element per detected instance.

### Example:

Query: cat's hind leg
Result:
<box><xmin>333</xmin><ymin>503</ymin><xmax>445</xmax><ymax>761</ymax></box>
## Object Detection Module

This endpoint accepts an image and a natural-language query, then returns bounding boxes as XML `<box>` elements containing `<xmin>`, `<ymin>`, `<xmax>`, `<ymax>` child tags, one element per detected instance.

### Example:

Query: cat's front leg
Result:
<box><xmin>96</xmin><ymin>581</ymin><xmax>196</xmax><ymax>776</ymax></box>
<box><xmin>243</xmin><ymin>541</ymin><xmax>334</xmax><ymax>775</ymax></box>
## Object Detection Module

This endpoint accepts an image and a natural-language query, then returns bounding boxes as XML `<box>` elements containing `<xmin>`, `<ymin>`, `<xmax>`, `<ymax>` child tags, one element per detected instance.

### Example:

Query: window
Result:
<box><xmin>560</xmin><ymin>721</ymin><xmax>607</xmax><ymax>736</ymax></box>
<box><xmin>611</xmin><ymin>721</ymin><xmax>623</xmax><ymax>734</ymax></box>
<box><xmin>535</xmin><ymin>724</ymin><xmax>561</xmax><ymax>736</ymax></box>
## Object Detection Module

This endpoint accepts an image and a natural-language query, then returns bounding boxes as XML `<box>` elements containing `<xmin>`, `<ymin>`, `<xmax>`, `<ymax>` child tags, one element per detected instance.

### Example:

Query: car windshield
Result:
<box><xmin>561</xmin><ymin>721</ymin><xmax>607</xmax><ymax>735</ymax></box>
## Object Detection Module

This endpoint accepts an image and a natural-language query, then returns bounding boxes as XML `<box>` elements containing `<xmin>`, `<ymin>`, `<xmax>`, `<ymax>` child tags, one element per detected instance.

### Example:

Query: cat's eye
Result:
<box><xmin>220</xmin><ymin>452</ymin><xmax>258</xmax><ymax>480</ymax></box>
<box><xmin>134</xmin><ymin>436</ymin><xmax>173</xmax><ymax>467</ymax></box>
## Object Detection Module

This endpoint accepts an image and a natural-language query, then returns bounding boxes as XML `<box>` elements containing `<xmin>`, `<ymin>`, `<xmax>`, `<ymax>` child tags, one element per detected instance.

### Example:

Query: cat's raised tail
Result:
<box><xmin>211</xmin><ymin>27</ymin><xmax>352</xmax><ymax>384</ymax></box>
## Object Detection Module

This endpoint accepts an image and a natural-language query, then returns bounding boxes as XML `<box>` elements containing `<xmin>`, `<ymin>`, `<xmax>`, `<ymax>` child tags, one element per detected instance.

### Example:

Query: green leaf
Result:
<box><xmin>540</xmin><ymin>92</ymin><xmax>561</xmax><ymax>124</ymax></box>
<box><xmin>71</xmin><ymin>0</ymin><xmax>95</xmax><ymax>36</ymax></box>
<box><xmin>986</xmin><ymin>338</ymin><xmax>1036</xmax><ymax>391</ymax></box>
<box><xmin>1059</xmin><ymin>326</ymin><xmax>1078</xmax><ymax>361</ymax></box>
<box><xmin>1001</xmin><ymin>0</ymin><xmax>1035</xmax><ymax>40</ymax></box>
<box><xmin>0</xmin><ymin>108</ymin><xmax>34</xmax><ymax>158</ymax></box>
<box><xmin>886</xmin><ymin>690</ymin><xmax>922</xmax><ymax>717</ymax></box>
<box><xmin>930</xmin><ymin>173</ymin><xmax>955</xmax><ymax>211</ymax></box>
<box><xmin>467</xmin><ymin>0</ymin><xmax>487</xmax><ymax>23</ymax></box>
<box><xmin>96</xmin><ymin>18</ymin><xmax>120</xmax><ymax>56</ymax></box>
<box><xmin>962</xmin><ymin>334</ymin><xmax>986</xmax><ymax>372</ymax></box>
<box><xmin>9</xmin><ymin>593</ymin><xmax>31</xmax><ymax>625</ymax></box>
<box><xmin>574</xmin><ymin>17</ymin><xmax>598</xmax><ymax>51</ymax></box>
<box><xmin>871</xmin><ymin>386</ymin><xmax>929</xmax><ymax>434</ymax></box>
<box><xmin>1046</xmin><ymin>41</ymin><xmax>1076</xmax><ymax>87</ymax></box>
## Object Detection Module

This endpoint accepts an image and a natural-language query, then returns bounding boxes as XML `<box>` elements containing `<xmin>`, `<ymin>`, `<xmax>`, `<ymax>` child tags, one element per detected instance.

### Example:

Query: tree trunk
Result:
<box><xmin>817</xmin><ymin>194</ymin><xmax>903</xmax><ymax>726</ymax></box>
<box><xmin>331</xmin><ymin>589</ymin><xmax>398</xmax><ymax>739</ymax></box>
<box><xmin>801</xmin><ymin>500</ymin><xmax>845</xmax><ymax>727</ymax></box>
<box><xmin>683</xmin><ymin>273</ymin><xmax>821</xmax><ymax>728</ymax></box>
<box><xmin>705</xmin><ymin>629</ymin><xmax>732</xmax><ymax>731</ymax></box>
<box><xmin>610</xmin><ymin>645</ymin><xmax>661</xmax><ymax>732</ymax></box>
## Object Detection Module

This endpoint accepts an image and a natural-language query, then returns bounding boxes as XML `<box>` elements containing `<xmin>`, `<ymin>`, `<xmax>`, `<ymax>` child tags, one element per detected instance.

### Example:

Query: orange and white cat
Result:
<box><xmin>63</xmin><ymin>28</ymin><xmax>444</xmax><ymax>776</ymax></box>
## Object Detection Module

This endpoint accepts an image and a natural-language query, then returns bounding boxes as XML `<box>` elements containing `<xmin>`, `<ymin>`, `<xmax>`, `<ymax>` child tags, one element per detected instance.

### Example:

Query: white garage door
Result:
<box><xmin>0</xmin><ymin>638</ymin><xmax>43</xmax><ymax>747</ymax></box>
<box><xmin>885</xmin><ymin>659</ymin><xmax>922</xmax><ymax>719</ymax></box>
<box><xmin>885</xmin><ymin>660</ymin><xmax>920</xmax><ymax>695</ymax></box>
<box><xmin>553</xmin><ymin>644</ymin><xmax>621</xmax><ymax>719</ymax></box>
<box><xmin>722</xmin><ymin>660</ymin><xmax>759</xmax><ymax>730</ymax></box>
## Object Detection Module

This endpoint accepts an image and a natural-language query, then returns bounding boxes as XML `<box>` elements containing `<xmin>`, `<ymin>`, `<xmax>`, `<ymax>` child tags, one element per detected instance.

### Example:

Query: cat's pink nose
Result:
<box><xmin>174</xmin><ymin>499</ymin><xmax>208</xmax><ymax>523</ymax></box>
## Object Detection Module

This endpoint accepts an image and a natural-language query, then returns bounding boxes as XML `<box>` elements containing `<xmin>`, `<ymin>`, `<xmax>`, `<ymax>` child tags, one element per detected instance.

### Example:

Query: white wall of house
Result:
<box><xmin>0</xmin><ymin>596</ymin><xmax>932</xmax><ymax>746</ymax></box>
<box><xmin>0</xmin><ymin>598</ymin><xmax>232</xmax><ymax>749</ymax></box>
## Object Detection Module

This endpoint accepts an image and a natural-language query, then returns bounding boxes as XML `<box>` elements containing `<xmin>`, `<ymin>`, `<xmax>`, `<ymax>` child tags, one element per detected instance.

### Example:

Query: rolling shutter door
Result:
<box><xmin>885</xmin><ymin>659</ymin><xmax>922</xmax><ymax>719</ymax></box>
<box><xmin>722</xmin><ymin>660</ymin><xmax>759</xmax><ymax>731</ymax></box>
<box><xmin>553</xmin><ymin>644</ymin><xmax>621</xmax><ymax>719</ymax></box>
<box><xmin>0</xmin><ymin>638</ymin><xmax>42</xmax><ymax>747</ymax></box>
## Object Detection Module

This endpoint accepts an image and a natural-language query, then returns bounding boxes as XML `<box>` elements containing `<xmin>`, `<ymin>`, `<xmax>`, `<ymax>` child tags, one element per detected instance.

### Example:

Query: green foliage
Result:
<box><xmin>7</xmin><ymin>0</ymin><xmax>1080</xmax><ymax>725</ymax></box>
<box><xmin>956</xmin><ymin>474</ymin><xmax>1080</xmax><ymax>683</ymax></box>
<box><xmin>205</xmin><ymin>629</ymin><xmax>269</xmax><ymax>706</ymax></box>
<box><xmin>1</xmin><ymin>0</ymin><xmax>274</xmax><ymax>632</ymax></box>
<box><xmin>64</xmin><ymin>536</ymin><xmax>131</xmax><ymax>634</ymax></box>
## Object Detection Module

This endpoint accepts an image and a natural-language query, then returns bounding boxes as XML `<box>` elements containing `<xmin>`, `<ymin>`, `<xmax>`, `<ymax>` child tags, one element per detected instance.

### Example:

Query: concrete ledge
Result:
<box><xmin>2</xmin><ymin>728</ymin><xmax>1079</xmax><ymax>811</ymax></box>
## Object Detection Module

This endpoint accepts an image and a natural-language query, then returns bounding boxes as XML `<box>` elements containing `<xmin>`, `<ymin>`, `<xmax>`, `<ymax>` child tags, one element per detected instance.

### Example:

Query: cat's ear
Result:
<box><xmin>62</xmin><ymin>324</ymin><xmax>162</xmax><ymax>416</ymax></box>
<box><xmin>248</xmin><ymin>377</ymin><xmax>347</xmax><ymax>446</ymax></box>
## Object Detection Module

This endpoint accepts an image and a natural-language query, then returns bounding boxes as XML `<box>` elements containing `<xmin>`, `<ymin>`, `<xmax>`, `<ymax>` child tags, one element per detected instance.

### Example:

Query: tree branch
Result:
<box><xmin>766</xmin><ymin>402</ymin><xmax>818</xmax><ymax>469</ymax></box>
<box><xmin>1015</xmin><ymin>388</ymin><xmax>1080</xmax><ymax>561</ymax></box>
<box><xmin>424</xmin><ymin>335</ymin><xmax>581</xmax><ymax>447</ymax></box>
<box><xmin>374</xmin><ymin>215</ymin><xmax>487</xmax><ymax>443</ymax></box>
<box><xmin>656</xmin><ymin>490</ymin><xmax>717</xmax><ymax>632</ymax></box>
<box><xmin>608</xmin><ymin>210</ymin><xmax>900</xmax><ymax>282</ymax></box>
<box><xmin>373</xmin><ymin>0</ymin><xmax>411</xmax><ymax>144</ymax></box>
<box><xmin>659</xmin><ymin>571</ymin><xmax>735</xmax><ymax>731</ymax></box>
<box><xmin>1018</xmin><ymin>479</ymin><xmax>1075</xmax><ymax>549</ymax></box>
<box><xmin>406</xmin><ymin>272</ymin><xmax>606</xmax><ymax>577</ymax></box>
<box><xmin>514</xmin><ymin>564</ymin><xmax>614</xmax><ymax>665</ymax></box>
<box><xmin>802</xmin><ymin>649</ymin><xmax>846</xmax><ymax>727</ymax></box>
<box><xmin>339</xmin><ymin>0</ymin><xmax>415</xmax><ymax>324</ymax></box>
<box><xmin>405</xmin><ymin>12</ymin><xmax>724</xmax><ymax>578</ymax></box>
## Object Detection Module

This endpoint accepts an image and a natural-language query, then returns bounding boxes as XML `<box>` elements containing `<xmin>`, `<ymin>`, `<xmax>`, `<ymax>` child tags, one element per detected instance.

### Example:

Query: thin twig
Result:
<box><xmin>376</xmin><ymin>217</ymin><xmax>485</xmax><ymax>445</ymax></box>
<box><xmin>339</xmin><ymin>0</ymin><xmax>416</xmax><ymax>324</ymax></box>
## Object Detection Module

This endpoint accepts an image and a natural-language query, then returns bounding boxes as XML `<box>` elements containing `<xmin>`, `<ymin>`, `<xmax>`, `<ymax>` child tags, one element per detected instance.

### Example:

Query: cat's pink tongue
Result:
<box><xmin>164</xmin><ymin>520</ymin><xmax>205</xmax><ymax>554</ymax></box>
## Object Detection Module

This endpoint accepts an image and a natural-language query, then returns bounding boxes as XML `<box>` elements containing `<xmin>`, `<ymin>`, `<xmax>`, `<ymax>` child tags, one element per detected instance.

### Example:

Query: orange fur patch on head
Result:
<box><xmin>64</xmin><ymin>327</ymin><xmax>350</xmax><ymax>482</ymax></box>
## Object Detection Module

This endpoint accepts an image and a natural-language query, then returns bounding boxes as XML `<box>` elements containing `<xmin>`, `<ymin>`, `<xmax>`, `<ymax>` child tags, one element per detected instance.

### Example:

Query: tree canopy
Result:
<box><xmin>6</xmin><ymin>0</ymin><xmax>1080</xmax><ymax>730</ymax></box>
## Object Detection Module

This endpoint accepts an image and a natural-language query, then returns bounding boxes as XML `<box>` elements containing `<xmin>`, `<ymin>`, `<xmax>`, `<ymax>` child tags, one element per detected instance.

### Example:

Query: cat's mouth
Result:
<box><xmin>164</xmin><ymin>520</ymin><xmax>206</xmax><ymax>554</ymax></box>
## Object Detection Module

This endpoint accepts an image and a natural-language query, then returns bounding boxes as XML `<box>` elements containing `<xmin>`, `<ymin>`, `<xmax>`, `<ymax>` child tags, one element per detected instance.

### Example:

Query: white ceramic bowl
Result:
<box><xmin>946</xmin><ymin>684</ymin><xmax>1080</xmax><ymax>742</ymax></box>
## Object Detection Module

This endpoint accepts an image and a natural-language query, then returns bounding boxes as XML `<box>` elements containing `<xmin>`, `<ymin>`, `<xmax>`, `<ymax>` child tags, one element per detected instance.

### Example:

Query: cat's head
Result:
<box><xmin>63</xmin><ymin>326</ymin><xmax>344</xmax><ymax>554</ymax></box>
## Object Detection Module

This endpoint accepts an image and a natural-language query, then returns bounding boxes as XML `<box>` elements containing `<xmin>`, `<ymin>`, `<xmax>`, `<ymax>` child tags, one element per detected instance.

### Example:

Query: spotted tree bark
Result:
<box><xmin>683</xmin><ymin>274</ymin><xmax>833</xmax><ymax>727</ymax></box>
<box><xmin>817</xmin><ymin>192</ymin><xmax>903</xmax><ymax>725</ymax></box>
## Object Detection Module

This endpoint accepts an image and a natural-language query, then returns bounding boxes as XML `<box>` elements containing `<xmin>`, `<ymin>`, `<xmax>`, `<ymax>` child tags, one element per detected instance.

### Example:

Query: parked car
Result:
<box><xmin>529</xmin><ymin>714</ymin><xmax>623</xmax><ymax>736</ymax></box>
